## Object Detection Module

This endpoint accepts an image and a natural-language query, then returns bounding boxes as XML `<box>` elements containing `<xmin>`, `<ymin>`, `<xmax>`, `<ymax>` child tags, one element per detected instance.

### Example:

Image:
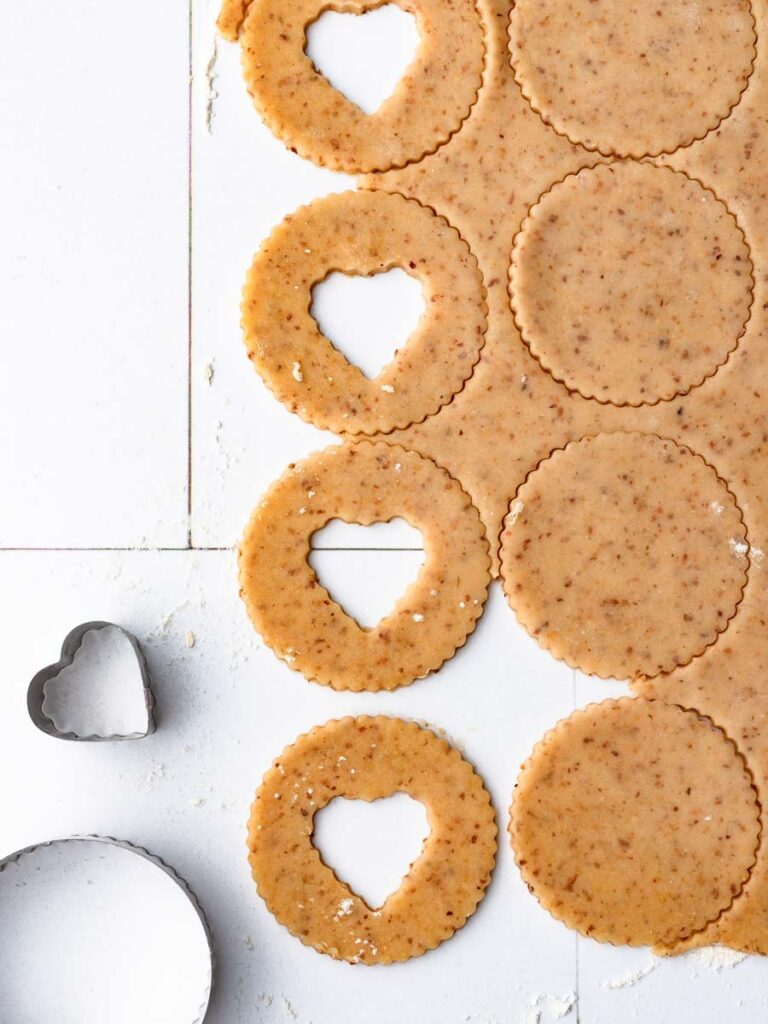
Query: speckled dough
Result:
<box><xmin>499</xmin><ymin>433</ymin><xmax>749</xmax><ymax>680</ymax></box>
<box><xmin>365</xmin><ymin>6</ymin><xmax>768</xmax><ymax>951</ymax></box>
<box><xmin>217</xmin><ymin>0</ymin><xmax>486</xmax><ymax>173</ymax></box>
<box><xmin>508</xmin><ymin>0</ymin><xmax>756</xmax><ymax>158</ymax></box>
<box><xmin>238</xmin><ymin>441</ymin><xmax>491</xmax><ymax>691</ymax></box>
<box><xmin>510</xmin><ymin>162</ymin><xmax>753</xmax><ymax>406</ymax></box>
<box><xmin>510</xmin><ymin>698</ymin><xmax>760</xmax><ymax>949</ymax></box>
<box><xmin>248</xmin><ymin>716</ymin><xmax>497</xmax><ymax>963</ymax></box>
<box><xmin>231</xmin><ymin>0</ymin><xmax>768</xmax><ymax>952</ymax></box>
<box><xmin>241</xmin><ymin>190</ymin><xmax>487</xmax><ymax>436</ymax></box>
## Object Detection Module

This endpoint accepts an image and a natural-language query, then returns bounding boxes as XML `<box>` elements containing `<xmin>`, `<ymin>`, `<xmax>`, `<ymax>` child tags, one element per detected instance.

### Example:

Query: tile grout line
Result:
<box><xmin>186</xmin><ymin>0</ymin><xmax>194</xmax><ymax>550</ymax></box>
<box><xmin>572</xmin><ymin>668</ymin><xmax>581</xmax><ymax>1023</ymax></box>
<box><xmin>0</xmin><ymin>546</ymin><xmax>427</xmax><ymax>553</ymax></box>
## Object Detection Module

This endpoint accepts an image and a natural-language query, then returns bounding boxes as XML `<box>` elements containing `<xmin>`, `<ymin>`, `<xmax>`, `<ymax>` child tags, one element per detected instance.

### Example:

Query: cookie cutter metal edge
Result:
<box><xmin>0</xmin><ymin>834</ymin><xmax>214</xmax><ymax>1023</ymax></box>
<box><xmin>27</xmin><ymin>621</ymin><xmax>157</xmax><ymax>742</ymax></box>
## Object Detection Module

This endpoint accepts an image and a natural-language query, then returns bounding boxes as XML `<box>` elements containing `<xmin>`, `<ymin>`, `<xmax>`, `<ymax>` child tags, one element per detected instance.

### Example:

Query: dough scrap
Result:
<box><xmin>224</xmin><ymin>0</ymin><xmax>768</xmax><ymax>953</ymax></box>
<box><xmin>249</xmin><ymin>716</ymin><xmax>497</xmax><ymax>963</ymax></box>
<box><xmin>238</xmin><ymin>441</ymin><xmax>491</xmax><ymax>691</ymax></box>
<box><xmin>499</xmin><ymin>432</ymin><xmax>748</xmax><ymax>680</ymax></box>
<box><xmin>509</xmin><ymin>698</ymin><xmax>760</xmax><ymax>949</ymax></box>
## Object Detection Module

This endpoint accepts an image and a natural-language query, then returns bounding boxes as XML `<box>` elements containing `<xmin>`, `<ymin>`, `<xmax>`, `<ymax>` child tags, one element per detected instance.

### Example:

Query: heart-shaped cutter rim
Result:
<box><xmin>0</xmin><ymin>834</ymin><xmax>213</xmax><ymax>1023</ymax></box>
<box><xmin>27</xmin><ymin>621</ymin><xmax>157</xmax><ymax>742</ymax></box>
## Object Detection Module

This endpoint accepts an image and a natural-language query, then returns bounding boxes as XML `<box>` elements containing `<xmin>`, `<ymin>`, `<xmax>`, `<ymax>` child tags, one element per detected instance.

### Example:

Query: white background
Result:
<box><xmin>2</xmin><ymin>1</ymin><xmax>768</xmax><ymax>1021</ymax></box>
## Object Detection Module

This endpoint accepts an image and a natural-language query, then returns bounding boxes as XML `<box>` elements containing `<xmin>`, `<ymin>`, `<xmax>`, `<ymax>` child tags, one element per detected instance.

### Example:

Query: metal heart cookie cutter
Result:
<box><xmin>27</xmin><ymin>621</ymin><xmax>156</xmax><ymax>741</ymax></box>
<box><xmin>0</xmin><ymin>835</ymin><xmax>213</xmax><ymax>1023</ymax></box>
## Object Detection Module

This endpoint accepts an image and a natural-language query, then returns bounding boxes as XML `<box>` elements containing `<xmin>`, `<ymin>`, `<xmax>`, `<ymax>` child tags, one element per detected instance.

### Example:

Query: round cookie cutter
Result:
<box><xmin>217</xmin><ymin>0</ymin><xmax>486</xmax><ymax>173</ymax></box>
<box><xmin>247</xmin><ymin>715</ymin><xmax>497</xmax><ymax>964</ymax></box>
<box><xmin>242</xmin><ymin>189</ymin><xmax>487</xmax><ymax>436</ymax></box>
<box><xmin>0</xmin><ymin>834</ymin><xmax>213</xmax><ymax>1022</ymax></box>
<box><xmin>238</xmin><ymin>440</ymin><xmax>491</xmax><ymax>691</ymax></box>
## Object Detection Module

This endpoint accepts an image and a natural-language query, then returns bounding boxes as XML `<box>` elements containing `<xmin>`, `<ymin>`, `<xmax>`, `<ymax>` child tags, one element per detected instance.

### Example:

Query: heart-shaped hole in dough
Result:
<box><xmin>310</xmin><ymin>269</ymin><xmax>425</xmax><ymax>380</ymax></box>
<box><xmin>309</xmin><ymin>519</ymin><xmax>424</xmax><ymax>628</ymax></box>
<box><xmin>312</xmin><ymin>794</ymin><xmax>430</xmax><ymax>909</ymax></box>
<box><xmin>304</xmin><ymin>5</ymin><xmax>421</xmax><ymax>115</ymax></box>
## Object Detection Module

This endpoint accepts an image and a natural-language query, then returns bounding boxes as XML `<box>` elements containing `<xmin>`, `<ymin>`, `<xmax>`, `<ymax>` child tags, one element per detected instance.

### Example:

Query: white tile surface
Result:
<box><xmin>0</xmin><ymin>1</ymin><xmax>189</xmax><ymax>547</ymax></box>
<box><xmin>4</xmin><ymin>1</ymin><xmax>768</xmax><ymax>1020</ymax></box>
<box><xmin>190</xmin><ymin>0</ymin><xmax>350</xmax><ymax>548</ymax></box>
<box><xmin>0</xmin><ymin>553</ymin><xmax>575</xmax><ymax>1024</ymax></box>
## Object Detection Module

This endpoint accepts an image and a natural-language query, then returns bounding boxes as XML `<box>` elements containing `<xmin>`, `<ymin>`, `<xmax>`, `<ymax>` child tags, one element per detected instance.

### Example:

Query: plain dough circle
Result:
<box><xmin>499</xmin><ymin>433</ymin><xmax>748</xmax><ymax>679</ymax></box>
<box><xmin>249</xmin><ymin>716</ymin><xmax>497</xmax><ymax>963</ymax></box>
<box><xmin>243</xmin><ymin>190</ymin><xmax>487</xmax><ymax>436</ymax></box>
<box><xmin>508</xmin><ymin>0</ymin><xmax>756</xmax><ymax>157</ymax></box>
<box><xmin>510</xmin><ymin>698</ymin><xmax>760</xmax><ymax>948</ymax></box>
<box><xmin>221</xmin><ymin>0</ymin><xmax>486</xmax><ymax>173</ymax></box>
<box><xmin>239</xmin><ymin>441</ymin><xmax>491</xmax><ymax>691</ymax></box>
<box><xmin>510</xmin><ymin>163</ymin><xmax>753</xmax><ymax>406</ymax></box>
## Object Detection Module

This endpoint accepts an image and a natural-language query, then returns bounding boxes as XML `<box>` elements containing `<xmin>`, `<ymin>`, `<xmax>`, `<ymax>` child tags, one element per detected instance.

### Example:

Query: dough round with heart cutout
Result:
<box><xmin>499</xmin><ymin>433</ymin><xmax>748</xmax><ymax>680</ymax></box>
<box><xmin>242</xmin><ymin>190</ymin><xmax>486</xmax><ymax>436</ymax></box>
<box><xmin>218</xmin><ymin>0</ymin><xmax>485</xmax><ymax>173</ymax></box>
<box><xmin>510</xmin><ymin>698</ymin><xmax>760</xmax><ymax>948</ymax></box>
<box><xmin>509</xmin><ymin>0</ymin><xmax>756</xmax><ymax>157</ymax></box>
<box><xmin>249</xmin><ymin>715</ymin><xmax>497</xmax><ymax>963</ymax></box>
<box><xmin>239</xmin><ymin>440</ymin><xmax>491</xmax><ymax>691</ymax></box>
<box><xmin>509</xmin><ymin>162</ymin><xmax>753</xmax><ymax>406</ymax></box>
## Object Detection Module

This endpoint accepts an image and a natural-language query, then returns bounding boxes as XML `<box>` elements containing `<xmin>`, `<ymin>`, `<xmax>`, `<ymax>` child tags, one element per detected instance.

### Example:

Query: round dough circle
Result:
<box><xmin>249</xmin><ymin>716</ymin><xmax>497</xmax><ymax>963</ymax></box>
<box><xmin>499</xmin><ymin>433</ymin><xmax>748</xmax><ymax>680</ymax></box>
<box><xmin>508</xmin><ymin>0</ymin><xmax>756</xmax><ymax>157</ymax></box>
<box><xmin>233</xmin><ymin>0</ymin><xmax>485</xmax><ymax>173</ymax></box>
<box><xmin>510</xmin><ymin>163</ymin><xmax>754</xmax><ymax>406</ymax></box>
<box><xmin>243</xmin><ymin>190</ymin><xmax>487</xmax><ymax>436</ymax></box>
<box><xmin>509</xmin><ymin>698</ymin><xmax>760</xmax><ymax>948</ymax></box>
<box><xmin>239</xmin><ymin>441</ymin><xmax>491</xmax><ymax>691</ymax></box>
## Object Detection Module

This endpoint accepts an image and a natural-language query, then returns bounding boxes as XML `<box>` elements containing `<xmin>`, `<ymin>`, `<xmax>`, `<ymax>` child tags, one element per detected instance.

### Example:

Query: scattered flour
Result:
<box><xmin>205</xmin><ymin>37</ymin><xmax>219</xmax><ymax>133</ymax></box>
<box><xmin>523</xmin><ymin>991</ymin><xmax>577</xmax><ymax>1022</ymax></box>
<box><xmin>602</xmin><ymin>959</ymin><xmax>657</xmax><ymax>989</ymax></box>
<box><xmin>140</xmin><ymin>760</ymin><xmax>167</xmax><ymax>790</ymax></box>
<box><xmin>683</xmin><ymin>946</ymin><xmax>749</xmax><ymax>972</ymax></box>
<box><xmin>509</xmin><ymin>499</ymin><xmax>525</xmax><ymax>525</ymax></box>
<box><xmin>600</xmin><ymin>946</ymin><xmax>750</xmax><ymax>994</ymax></box>
<box><xmin>335</xmin><ymin>897</ymin><xmax>354</xmax><ymax>918</ymax></box>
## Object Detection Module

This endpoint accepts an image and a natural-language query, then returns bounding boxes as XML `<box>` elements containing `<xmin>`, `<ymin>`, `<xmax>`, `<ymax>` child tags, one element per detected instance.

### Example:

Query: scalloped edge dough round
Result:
<box><xmin>508</xmin><ymin>0</ymin><xmax>756</xmax><ymax>158</ymax></box>
<box><xmin>243</xmin><ymin>190</ymin><xmax>487</xmax><ymax>436</ymax></box>
<box><xmin>509</xmin><ymin>162</ymin><xmax>754</xmax><ymax>407</ymax></box>
<box><xmin>509</xmin><ymin>698</ymin><xmax>760</xmax><ymax>949</ymax></box>
<box><xmin>249</xmin><ymin>716</ymin><xmax>498</xmax><ymax>963</ymax></box>
<box><xmin>239</xmin><ymin>441</ymin><xmax>491</xmax><ymax>691</ymax></box>
<box><xmin>219</xmin><ymin>0</ymin><xmax>486</xmax><ymax>173</ymax></box>
<box><xmin>499</xmin><ymin>433</ymin><xmax>749</xmax><ymax>680</ymax></box>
